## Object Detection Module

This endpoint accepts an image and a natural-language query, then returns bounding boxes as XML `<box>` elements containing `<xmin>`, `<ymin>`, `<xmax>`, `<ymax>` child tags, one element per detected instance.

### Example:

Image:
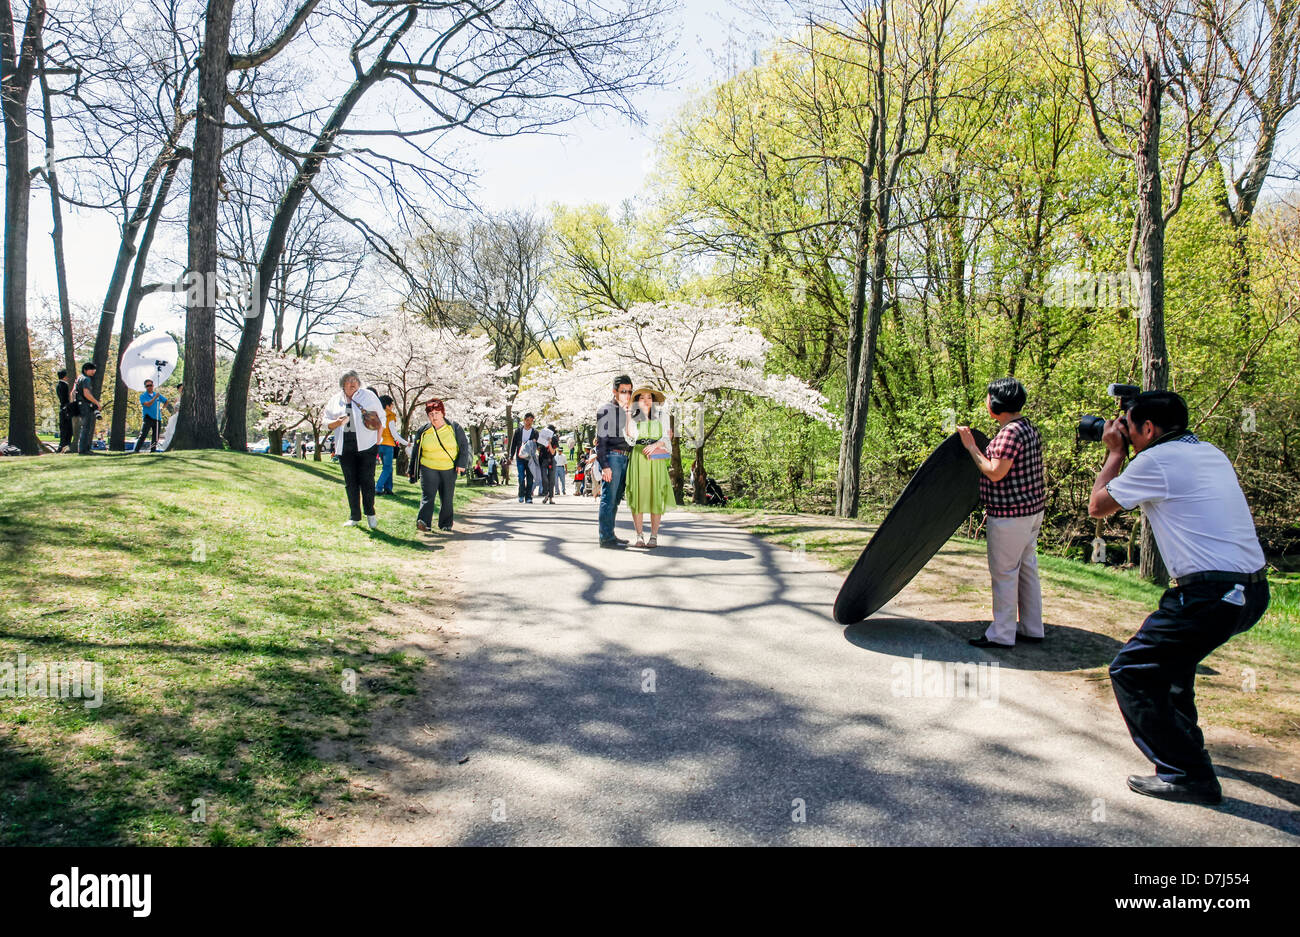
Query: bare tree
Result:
<box><xmin>218</xmin><ymin>0</ymin><xmax>675</xmax><ymax>451</ymax></box>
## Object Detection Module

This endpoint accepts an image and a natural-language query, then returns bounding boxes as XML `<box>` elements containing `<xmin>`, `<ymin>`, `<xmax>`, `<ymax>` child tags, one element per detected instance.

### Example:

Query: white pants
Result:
<box><xmin>985</xmin><ymin>512</ymin><xmax>1044</xmax><ymax>644</ymax></box>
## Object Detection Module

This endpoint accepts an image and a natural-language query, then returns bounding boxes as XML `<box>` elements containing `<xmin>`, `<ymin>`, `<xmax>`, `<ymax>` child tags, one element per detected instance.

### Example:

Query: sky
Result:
<box><xmin>24</xmin><ymin>0</ymin><xmax>1300</xmax><ymax>342</ymax></box>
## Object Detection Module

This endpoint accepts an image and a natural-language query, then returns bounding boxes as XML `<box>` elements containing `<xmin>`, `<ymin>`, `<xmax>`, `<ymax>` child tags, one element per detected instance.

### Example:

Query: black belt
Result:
<box><xmin>634</xmin><ymin>438</ymin><xmax>660</xmax><ymax>446</ymax></box>
<box><xmin>1171</xmin><ymin>568</ymin><xmax>1267</xmax><ymax>588</ymax></box>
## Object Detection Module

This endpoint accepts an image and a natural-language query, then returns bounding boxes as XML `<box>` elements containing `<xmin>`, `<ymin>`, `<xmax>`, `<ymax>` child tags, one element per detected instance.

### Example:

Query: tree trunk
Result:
<box><xmin>110</xmin><ymin>150</ymin><xmax>185</xmax><ymax>449</ymax></box>
<box><xmin>223</xmin><ymin>10</ymin><xmax>415</xmax><ymax>451</ymax></box>
<box><xmin>36</xmin><ymin>35</ymin><xmax>72</xmax><ymax>379</ymax></box>
<box><xmin>172</xmin><ymin>0</ymin><xmax>236</xmax><ymax>451</ymax></box>
<box><xmin>835</xmin><ymin>160</ymin><xmax>875</xmax><ymax>518</ymax></box>
<box><xmin>1134</xmin><ymin>52</ymin><xmax>1168</xmax><ymax>585</ymax></box>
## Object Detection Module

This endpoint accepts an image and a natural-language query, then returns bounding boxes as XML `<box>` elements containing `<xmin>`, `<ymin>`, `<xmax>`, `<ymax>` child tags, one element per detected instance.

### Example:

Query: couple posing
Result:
<box><xmin>595</xmin><ymin>374</ymin><xmax>674</xmax><ymax>549</ymax></box>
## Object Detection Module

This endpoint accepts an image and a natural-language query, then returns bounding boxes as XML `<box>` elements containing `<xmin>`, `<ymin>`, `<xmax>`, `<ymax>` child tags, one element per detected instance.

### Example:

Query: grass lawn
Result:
<box><xmin>0</xmin><ymin>450</ymin><xmax>483</xmax><ymax>845</ymax></box>
<box><xmin>689</xmin><ymin>504</ymin><xmax>1299</xmax><ymax>748</ymax></box>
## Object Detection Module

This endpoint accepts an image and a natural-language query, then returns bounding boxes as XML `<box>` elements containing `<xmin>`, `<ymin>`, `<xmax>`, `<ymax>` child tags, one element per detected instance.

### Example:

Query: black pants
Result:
<box><xmin>59</xmin><ymin>409</ymin><xmax>73</xmax><ymax>450</ymax></box>
<box><xmin>134</xmin><ymin>415</ymin><xmax>159</xmax><ymax>452</ymax></box>
<box><xmin>418</xmin><ymin>465</ymin><xmax>458</xmax><ymax>530</ymax></box>
<box><xmin>538</xmin><ymin>451</ymin><xmax>555</xmax><ymax>498</ymax></box>
<box><xmin>1109</xmin><ymin>577</ymin><xmax>1269</xmax><ymax>783</ymax></box>
<box><xmin>337</xmin><ymin>434</ymin><xmax>377</xmax><ymax>521</ymax></box>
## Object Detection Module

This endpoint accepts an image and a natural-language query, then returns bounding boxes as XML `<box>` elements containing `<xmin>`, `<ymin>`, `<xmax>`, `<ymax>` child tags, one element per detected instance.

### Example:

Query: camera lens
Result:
<box><xmin>1078</xmin><ymin>415</ymin><xmax>1105</xmax><ymax>442</ymax></box>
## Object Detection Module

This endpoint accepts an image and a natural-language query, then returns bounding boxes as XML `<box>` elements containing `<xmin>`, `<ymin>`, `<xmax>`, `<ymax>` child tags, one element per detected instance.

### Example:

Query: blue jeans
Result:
<box><xmin>598</xmin><ymin>452</ymin><xmax>628</xmax><ymax>542</ymax></box>
<box><xmin>375</xmin><ymin>445</ymin><xmax>396</xmax><ymax>493</ymax></box>
<box><xmin>516</xmin><ymin>457</ymin><xmax>533</xmax><ymax>501</ymax></box>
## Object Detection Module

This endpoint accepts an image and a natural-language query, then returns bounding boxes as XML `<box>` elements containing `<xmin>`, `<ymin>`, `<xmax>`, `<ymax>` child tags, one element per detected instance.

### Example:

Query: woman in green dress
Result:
<box><xmin>624</xmin><ymin>387</ymin><xmax>675</xmax><ymax>548</ymax></box>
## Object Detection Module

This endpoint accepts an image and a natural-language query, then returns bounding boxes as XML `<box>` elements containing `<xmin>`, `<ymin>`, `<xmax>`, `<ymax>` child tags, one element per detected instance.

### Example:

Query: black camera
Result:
<box><xmin>1078</xmin><ymin>383</ymin><xmax>1141</xmax><ymax>442</ymax></box>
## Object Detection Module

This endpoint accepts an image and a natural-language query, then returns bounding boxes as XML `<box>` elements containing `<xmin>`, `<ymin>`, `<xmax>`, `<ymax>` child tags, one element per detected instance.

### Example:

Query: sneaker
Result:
<box><xmin>367</xmin><ymin>515</ymin><xmax>379</xmax><ymax>530</ymax></box>
<box><xmin>417</xmin><ymin>520</ymin><xmax>430</xmax><ymax>532</ymax></box>
<box><xmin>343</xmin><ymin>519</ymin><xmax>361</xmax><ymax>527</ymax></box>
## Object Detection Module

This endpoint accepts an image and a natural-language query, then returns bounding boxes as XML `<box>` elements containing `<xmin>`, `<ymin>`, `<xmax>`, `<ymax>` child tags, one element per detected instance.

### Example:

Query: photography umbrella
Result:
<box><xmin>119</xmin><ymin>333</ymin><xmax>178</xmax><ymax>392</ymax></box>
<box><xmin>832</xmin><ymin>430</ymin><xmax>989</xmax><ymax>624</ymax></box>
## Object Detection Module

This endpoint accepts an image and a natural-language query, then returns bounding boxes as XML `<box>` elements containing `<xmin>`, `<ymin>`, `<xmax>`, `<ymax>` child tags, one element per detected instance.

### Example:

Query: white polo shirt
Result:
<box><xmin>1106</xmin><ymin>434</ymin><xmax>1265</xmax><ymax>579</ymax></box>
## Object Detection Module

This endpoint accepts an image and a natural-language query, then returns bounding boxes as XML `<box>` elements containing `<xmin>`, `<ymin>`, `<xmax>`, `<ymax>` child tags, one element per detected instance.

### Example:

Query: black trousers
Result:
<box><xmin>58</xmin><ymin>409</ymin><xmax>73</xmax><ymax>450</ymax></box>
<box><xmin>1109</xmin><ymin>577</ymin><xmax>1269</xmax><ymax>783</ymax></box>
<box><xmin>538</xmin><ymin>451</ymin><xmax>555</xmax><ymax>498</ymax></box>
<box><xmin>337</xmin><ymin>434</ymin><xmax>377</xmax><ymax>521</ymax></box>
<box><xmin>418</xmin><ymin>465</ymin><xmax>458</xmax><ymax>530</ymax></box>
<box><xmin>134</xmin><ymin>415</ymin><xmax>159</xmax><ymax>452</ymax></box>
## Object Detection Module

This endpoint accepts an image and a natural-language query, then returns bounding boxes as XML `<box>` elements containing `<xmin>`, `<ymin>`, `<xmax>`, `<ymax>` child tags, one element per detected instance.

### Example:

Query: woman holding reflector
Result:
<box><xmin>957</xmin><ymin>378</ymin><xmax>1047</xmax><ymax>649</ymax></box>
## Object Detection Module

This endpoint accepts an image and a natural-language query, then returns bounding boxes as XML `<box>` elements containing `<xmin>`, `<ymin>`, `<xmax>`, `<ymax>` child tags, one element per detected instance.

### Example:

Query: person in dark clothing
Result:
<box><xmin>55</xmin><ymin>370</ymin><xmax>73</xmax><ymax>452</ymax></box>
<box><xmin>596</xmin><ymin>374</ymin><xmax>634</xmax><ymax>548</ymax></box>
<box><xmin>509</xmin><ymin>413</ymin><xmax>539</xmax><ymax>504</ymax></box>
<box><xmin>73</xmin><ymin>363</ymin><xmax>101</xmax><ymax>455</ymax></box>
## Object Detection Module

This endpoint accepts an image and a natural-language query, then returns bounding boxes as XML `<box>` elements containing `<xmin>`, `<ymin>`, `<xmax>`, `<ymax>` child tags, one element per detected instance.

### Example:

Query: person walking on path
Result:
<box><xmin>134</xmin><ymin>379</ymin><xmax>167</xmax><ymax>453</ymax></box>
<box><xmin>536</xmin><ymin>423</ymin><xmax>558</xmax><ymax>503</ymax></box>
<box><xmin>55</xmin><ymin>370</ymin><xmax>73</xmax><ymax>452</ymax></box>
<box><xmin>375</xmin><ymin>395</ymin><xmax>409</xmax><ymax>496</ymax></box>
<box><xmin>596</xmin><ymin>374</ymin><xmax>634</xmax><ymax>548</ymax></box>
<box><xmin>324</xmin><ymin>370</ymin><xmax>385</xmax><ymax>529</ymax></box>
<box><xmin>958</xmin><ymin>377</ymin><xmax>1047</xmax><ymax>648</ymax></box>
<box><xmin>510</xmin><ymin>413</ymin><xmax>539</xmax><ymax>504</ymax></box>
<box><xmin>554</xmin><ymin>445</ymin><xmax>568</xmax><ymax>496</ymax></box>
<box><xmin>410</xmin><ymin>399</ymin><xmax>470</xmax><ymax>532</ymax></box>
<box><xmin>624</xmin><ymin>388</ymin><xmax>675</xmax><ymax>548</ymax></box>
<box><xmin>73</xmin><ymin>363</ymin><xmax>102</xmax><ymax>455</ymax></box>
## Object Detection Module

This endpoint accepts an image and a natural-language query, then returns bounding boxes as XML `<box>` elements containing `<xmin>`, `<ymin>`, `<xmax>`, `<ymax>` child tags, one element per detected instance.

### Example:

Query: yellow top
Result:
<box><xmin>420</xmin><ymin>423</ymin><xmax>458</xmax><ymax>471</ymax></box>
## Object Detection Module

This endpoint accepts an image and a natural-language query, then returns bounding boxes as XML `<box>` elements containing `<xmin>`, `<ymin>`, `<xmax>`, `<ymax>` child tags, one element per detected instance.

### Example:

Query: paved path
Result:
<box><xmin>319</xmin><ymin>494</ymin><xmax>1299</xmax><ymax>846</ymax></box>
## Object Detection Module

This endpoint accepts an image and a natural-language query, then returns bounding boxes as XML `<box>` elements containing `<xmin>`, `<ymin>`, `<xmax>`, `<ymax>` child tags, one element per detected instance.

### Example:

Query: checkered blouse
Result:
<box><xmin>979</xmin><ymin>418</ymin><xmax>1046</xmax><ymax>517</ymax></box>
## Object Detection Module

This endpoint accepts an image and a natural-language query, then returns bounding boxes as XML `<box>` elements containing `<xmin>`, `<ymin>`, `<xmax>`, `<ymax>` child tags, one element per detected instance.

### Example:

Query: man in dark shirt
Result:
<box><xmin>73</xmin><ymin>363</ymin><xmax>102</xmax><ymax>455</ymax></box>
<box><xmin>509</xmin><ymin>413</ymin><xmax>539</xmax><ymax>504</ymax></box>
<box><xmin>596</xmin><ymin>374</ymin><xmax>634</xmax><ymax>548</ymax></box>
<box><xmin>55</xmin><ymin>370</ymin><xmax>73</xmax><ymax>452</ymax></box>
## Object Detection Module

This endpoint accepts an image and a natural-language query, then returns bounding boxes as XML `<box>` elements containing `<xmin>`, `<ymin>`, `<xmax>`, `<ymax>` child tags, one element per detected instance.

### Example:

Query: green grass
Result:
<box><xmin>0</xmin><ymin>450</ymin><xmax>483</xmax><ymax>845</ymax></box>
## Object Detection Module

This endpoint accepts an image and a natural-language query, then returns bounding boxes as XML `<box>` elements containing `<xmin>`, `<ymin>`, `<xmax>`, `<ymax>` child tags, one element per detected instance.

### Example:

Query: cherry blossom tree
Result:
<box><xmin>328</xmin><ymin>310</ymin><xmax>513</xmax><ymax>445</ymax></box>
<box><xmin>518</xmin><ymin>301</ymin><xmax>837</xmax><ymax>502</ymax></box>
<box><xmin>253</xmin><ymin>351</ymin><xmax>337</xmax><ymax>461</ymax></box>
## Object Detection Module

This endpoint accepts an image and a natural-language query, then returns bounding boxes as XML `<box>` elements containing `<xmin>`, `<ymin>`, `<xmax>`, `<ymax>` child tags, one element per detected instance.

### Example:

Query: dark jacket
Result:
<box><xmin>509</xmin><ymin>425</ymin><xmax>538</xmax><ymax>461</ymax></box>
<box><xmin>408</xmin><ymin>421</ymin><xmax>470</xmax><ymax>482</ymax></box>
<box><xmin>595</xmin><ymin>399</ymin><xmax>630</xmax><ymax>470</ymax></box>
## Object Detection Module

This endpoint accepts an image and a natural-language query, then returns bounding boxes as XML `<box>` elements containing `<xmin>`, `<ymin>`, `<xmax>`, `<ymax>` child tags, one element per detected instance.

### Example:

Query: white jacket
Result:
<box><xmin>324</xmin><ymin>387</ymin><xmax>384</xmax><ymax>452</ymax></box>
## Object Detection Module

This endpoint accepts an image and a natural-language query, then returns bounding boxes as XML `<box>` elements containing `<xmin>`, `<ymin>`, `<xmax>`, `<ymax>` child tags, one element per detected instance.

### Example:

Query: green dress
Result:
<box><xmin>626</xmin><ymin>418</ymin><xmax>675</xmax><ymax>515</ymax></box>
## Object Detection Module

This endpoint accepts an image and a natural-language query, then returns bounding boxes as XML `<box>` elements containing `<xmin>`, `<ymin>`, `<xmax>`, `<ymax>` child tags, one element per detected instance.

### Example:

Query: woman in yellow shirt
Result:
<box><xmin>409</xmin><ymin>399</ymin><xmax>470</xmax><ymax>532</ymax></box>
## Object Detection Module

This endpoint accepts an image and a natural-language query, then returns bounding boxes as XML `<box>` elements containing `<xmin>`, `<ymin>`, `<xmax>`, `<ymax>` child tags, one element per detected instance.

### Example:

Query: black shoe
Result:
<box><xmin>969</xmin><ymin>637</ymin><xmax>1015</xmax><ymax>649</ymax></box>
<box><xmin>599</xmin><ymin>539</ymin><xmax>627</xmax><ymax>549</ymax></box>
<box><xmin>526</xmin><ymin>499</ymin><xmax>533</xmax><ymax>504</ymax></box>
<box><xmin>615</xmin><ymin>536</ymin><xmax>629</xmax><ymax>545</ymax></box>
<box><xmin>439</xmin><ymin>526</ymin><xmax>453</xmax><ymax>532</ymax></box>
<box><xmin>1018</xmin><ymin>635</ymin><xmax>1044</xmax><ymax>644</ymax></box>
<box><xmin>1126</xmin><ymin>774</ymin><xmax>1222</xmax><ymax>805</ymax></box>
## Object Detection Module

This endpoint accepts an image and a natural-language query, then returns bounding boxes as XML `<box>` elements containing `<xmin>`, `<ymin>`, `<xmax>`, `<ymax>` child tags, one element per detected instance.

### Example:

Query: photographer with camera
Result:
<box><xmin>1088</xmin><ymin>390</ymin><xmax>1268</xmax><ymax>805</ymax></box>
<box><xmin>73</xmin><ymin>362</ymin><xmax>102</xmax><ymax>455</ymax></box>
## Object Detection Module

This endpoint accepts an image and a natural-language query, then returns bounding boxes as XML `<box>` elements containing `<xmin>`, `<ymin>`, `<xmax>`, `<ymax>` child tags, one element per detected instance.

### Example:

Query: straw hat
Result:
<box><xmin>631</xmin><ymin>386</ymin><xmax>666</xmax><ymax>403</ymax></box>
